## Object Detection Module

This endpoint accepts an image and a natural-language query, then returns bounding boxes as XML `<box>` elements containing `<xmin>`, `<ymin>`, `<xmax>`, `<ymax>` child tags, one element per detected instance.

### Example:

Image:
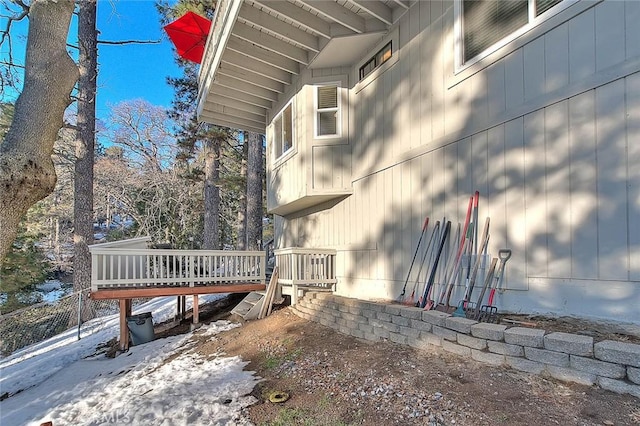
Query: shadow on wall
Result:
<box><xmin>272</xmin><ymin>1</ymin><xmax>640</xmax><ymax>322</ymax></box>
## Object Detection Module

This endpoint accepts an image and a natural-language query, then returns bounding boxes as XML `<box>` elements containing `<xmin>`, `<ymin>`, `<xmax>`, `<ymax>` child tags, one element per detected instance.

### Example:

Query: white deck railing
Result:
<box><xmin>90</xmin><ymin>248</ymin><xmax>266</xmax><ymax>292</ymax></box>
<box><xmin>274</xmin><ymin>247</ymin><xmax>337</xmax><ymax>289</ymax></box>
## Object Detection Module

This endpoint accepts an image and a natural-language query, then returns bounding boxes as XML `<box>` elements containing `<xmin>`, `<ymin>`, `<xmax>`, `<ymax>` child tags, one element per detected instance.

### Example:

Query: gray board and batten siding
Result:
<box><xmin>269</xmin><ymin>0</ymin><xmax>640</xmax><ymax>324</ymax></box>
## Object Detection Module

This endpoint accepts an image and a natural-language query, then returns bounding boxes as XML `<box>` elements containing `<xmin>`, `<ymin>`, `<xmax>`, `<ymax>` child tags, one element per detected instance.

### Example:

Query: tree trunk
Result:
<box><xmin>73</xmin><ymin>0</ymin><xmax>97</xmax><ymax>298</ymax></box>
<box><xmin>236</xmin><ymin>134</ymin><xmax>248</xmax><ymax>250</ymax></box>
<box><xmin>246</xmin><ymin>132</ymin><xmax>263</xmax><ymax>251</ymax></box>
<box><xmin>202</xmin><ymin>137</ymin><xmax>220</xmax><ymax>250</ymax></box>
<box><xmin>0</xmin><ymin>0</ymin><xmax>78</xmax><ymax>262</ymax></box>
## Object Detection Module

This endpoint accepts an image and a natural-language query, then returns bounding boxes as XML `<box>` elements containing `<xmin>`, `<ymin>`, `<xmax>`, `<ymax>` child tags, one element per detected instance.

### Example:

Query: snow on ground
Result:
<box><xmin>0</xmin><ymin>295</ymin><xmax>260</xmax><ymax>425</ymax></box>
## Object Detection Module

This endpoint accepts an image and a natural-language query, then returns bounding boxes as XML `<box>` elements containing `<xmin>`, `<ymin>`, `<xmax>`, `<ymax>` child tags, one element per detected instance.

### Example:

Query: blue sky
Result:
<box><xmin>1</xmin><ymin>0</ymin><xmax>182</xmax><ymax>121</ymax></box>
<box><xmin>95</xmin><ymin>0</ymin><xmax>182</xmax><ymax>119</ymax></box>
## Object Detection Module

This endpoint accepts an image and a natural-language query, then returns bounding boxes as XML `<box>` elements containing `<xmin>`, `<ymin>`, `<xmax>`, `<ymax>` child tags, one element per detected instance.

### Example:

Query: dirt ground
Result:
<box><xmin>162</xmin><ymin>298</ymin><xmax>640</xmax><ymax>426</ymax></box>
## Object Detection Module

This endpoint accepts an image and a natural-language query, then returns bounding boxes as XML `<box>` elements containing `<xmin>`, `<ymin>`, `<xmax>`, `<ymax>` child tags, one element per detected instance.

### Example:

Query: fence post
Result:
<box><xmin>77</xmin><ymin>291</ymin><xmax>83</xmax><ymax>341</ymax></box>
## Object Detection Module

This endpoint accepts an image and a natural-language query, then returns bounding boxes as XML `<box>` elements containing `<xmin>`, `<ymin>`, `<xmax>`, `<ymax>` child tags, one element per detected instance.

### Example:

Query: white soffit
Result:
<box><xmin>308</xmin><ymin>31</ymin><xmax>385</xmax><ymax>69</ymax></box>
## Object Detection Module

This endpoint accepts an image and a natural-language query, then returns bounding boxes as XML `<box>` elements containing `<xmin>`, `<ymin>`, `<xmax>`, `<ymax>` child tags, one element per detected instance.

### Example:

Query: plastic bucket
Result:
<box><xmin>126</xmin><ymin>312</ymin><xmax>155</xmax><ymax>345</ymax></box>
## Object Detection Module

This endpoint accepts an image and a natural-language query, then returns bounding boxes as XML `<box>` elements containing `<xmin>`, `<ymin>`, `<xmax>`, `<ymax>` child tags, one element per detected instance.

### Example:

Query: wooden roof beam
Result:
<box><xmin>204</xmin><ymin>96</ymin><xmax>267</xmax><ymax>116</ymax></box>
<box><xmin>202</xmin><ymin>102</ymin><xmax>266</xmax><ymax>125</ymax></box>
<box><xmin>391</xmin><ymin>0</ymin><xmax>410</xmax><ymax>10</ymax></box>
<box><xmin>218</xmin><ymin>62</ymin><xmax>285</xmax><ymax>93</ymax></box>
<box><xmin>253</xmin><ymin>0</ymin><xmax>332</xmax><ymax>39</ymax></box>
<box><xmin>232</xmin><ymin>21</ymin><xmax>310</xmax><ymax>65</ymax></box>
<box><xmin>211</xmin><ymin>84</ymin><xmax>273</xmax><ymax>109</ymax></box>
<box><xmin>296</xmin><ymin>0</ymin><xmax>365</xmax><ymax>34</ymax></box>
<box><xmin>346</xmin><ymin>0</ymin><xmax>393</xmax><ymax>26</ymax></box>
<box><xmin>203</xmin><ymin>112</ymin><xmax>266</xmax><ymax>134</ymax></box>
<box><xmin>222</xmin><ymin>50</ymin><xmax>292</xmax><ymax>84</ymax></box>
<box><xmin>238</xmin><ymin>3</ymin><xmax>319</xmax><ymax>52</ymax></box>
<box><xmin>227</xmin><ymin>37</ymin><xmax>300</xmax><ymax>75</ymax></box>
<box><xmin>214</xmin><ymin>74</ymin><xmax>279</xmax><ymax>102</ymax></box>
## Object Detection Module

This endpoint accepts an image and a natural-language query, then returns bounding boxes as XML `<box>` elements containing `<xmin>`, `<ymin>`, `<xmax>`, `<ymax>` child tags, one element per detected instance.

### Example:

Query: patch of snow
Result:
<box><xmin>0</xmin><ymin>294</ymin><xmax>258</xmax><ymax>425</ymax></box>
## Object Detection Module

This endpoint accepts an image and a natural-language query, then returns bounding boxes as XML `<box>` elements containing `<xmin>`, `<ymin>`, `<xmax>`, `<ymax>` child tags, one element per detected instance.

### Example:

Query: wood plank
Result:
<box><xmin>218</xmin><ymin>62</ymin><xmax>285</xmax><ymax>93</ymax></box>
<box><xmin>238</xmin><ymin>3</ymin><xmax>319</xmax><ymax>52</ymax></box>
<box><xmin>210</xmin><ymin>84</ymin><xmax>272</xmax><ymax>108</ymax></box>
<box><xmin>204</xmin><ymin>96</ymin><xmax>267</xmax><ymax>116</ymax></box>
<box><xmin>595</xmin><ymin>0</ymin><xmax>625</xmax><ymax>72</ymax></box>
<box><xmin>627</xmin><ymin>73</ymin><xmax>640</xmax><ymax>281</ymax></box>
<box><xmin>119</xmin><ymin>299</ymin><xmax>129</xmax><ymax>351</ymax></box>
<box><xmin>504</xmin><ymin>49</ymin><xmax>524</xmax><ymax>110</ymax></box>
<box><xmin>595</xmin><ymin>79</ymin><xmax>628</xmax><ymax>280</ymax></box>
<box><xmin>544</xmin><ymin>100</ymin><xmax>571</xmax><ymax>278</ymax></box>
<box><xmin>568</xmin><ymin>91</ymin><xmax>598</xmax><ymax>280</ymax></box>
<box><xmin>523</xmin><ymin>109</ymin><xmax>548</xmax><ymax>278</ymax></box>
<box><xmin>625</xmin><ymin>0</ymin><xmax>640</xmax><ymax>61</ymax></box>
<box><xmin>504</xmin><ymin>117</ymin><xmax>528</xmax><ymax>290</ymax></box>
<box><xmin>254</xmin><ymin>0</ymin><xmax>332</xmax><ymax>38</ymax></box>
<box><xmin>232</xmin><ymin>21</ymin><xmax>310</xmax><ymax>64</ymax></box>
<box><xmin>348</xmin><ymin>0</ymin><xmax>393</xmax><ymax>25</ymax></box>
<box><xmin>544</xmin><ymin>22</ymin><xmax>569</xmax><ymax>93</ymax></box>
<box><xmin>568</xmin><ymin>7</ymin><xmax>595</xmax><ymax>83</ymax></box>
<box><xmin>487</xmin><ymin>62</ymin><xmax>506</xmax><ymax>119</ymax></box>
<box><xmin>91</xmin><ymin>283</ymin><xmax>267</xmax><ymax>300</ymax></box>
<box><xmin>193</xmin><ymin>295</ymin><xmax>199</xmax><ymax>325</ymax></box>
<box><xmin>215</xmin><ymin>74</ymin><xmax>279</xmax><ymax>101</ymax></box>
<box><xmin>202</xmin><ymin>102</ymin><xmax>266</xmax><ymax>124</ymax></box>
<box><xmin>227</xmin><ymin>37</ymin><xmax>300</xmax><ymax>74</ymax></box>
<box><xmin>523</xmin><ymin>36</ymin><xmax>545</xmax><ymax>102</ymax></box>
<box><xmin>419</xmin><ymin>0</ymin><xmax>432</xmax><ymax>145</ymax></box>
<box><xmin>298</xmin><ymin>0</ymin><xmax>365</xmax><ymax>34</ymax></box>
<box><xmin>222</xmin><ymin>50</ymin><xmax>292</xmax><ymax>84</ymax></box>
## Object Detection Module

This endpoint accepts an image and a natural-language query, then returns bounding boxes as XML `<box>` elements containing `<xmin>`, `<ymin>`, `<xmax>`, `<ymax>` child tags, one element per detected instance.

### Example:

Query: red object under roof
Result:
<box><xmin>163</xmin><ymin>11</ymin><xmax>212</xmax><ymax>64</ymax></box>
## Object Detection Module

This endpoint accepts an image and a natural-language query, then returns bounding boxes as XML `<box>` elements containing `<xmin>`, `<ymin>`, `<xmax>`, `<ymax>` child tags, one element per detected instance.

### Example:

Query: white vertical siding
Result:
<box><xmin>627</xmin><ymin>72</ymin><xmax>640</xmax><ymax>281</ymax></box>
<box><xmin>276</xmin><ymin>0</ymin><xmax>639</xmax><ymax>322</ymax></box>
<box><xmin>568</xmin><ymin>91</ymin><xmax>598</xmax><ymax>280</ymax></box>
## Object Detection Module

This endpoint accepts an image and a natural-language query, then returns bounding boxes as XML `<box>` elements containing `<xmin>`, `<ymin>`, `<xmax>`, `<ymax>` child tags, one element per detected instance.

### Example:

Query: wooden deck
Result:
<box><xmin>90</xmin><ymin>283</ymin><xmax>266</xmax><ymax>300</ymax></box>
<box><xmin>88</xmin><ymin>240</ymin><xmax>338</xmax><ymax>351</ymax></box>
<box><xmin>88</xmin><ymin>243</ymin><xmax>267</xmax><ymax>351</ymax></box>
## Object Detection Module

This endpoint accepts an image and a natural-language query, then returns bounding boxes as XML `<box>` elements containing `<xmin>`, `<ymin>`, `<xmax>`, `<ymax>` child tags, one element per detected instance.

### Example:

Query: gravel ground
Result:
<box><xmin>183</xmin><ymin>306</ymin><xmax>640</xmax><ymax>426</ymax></box>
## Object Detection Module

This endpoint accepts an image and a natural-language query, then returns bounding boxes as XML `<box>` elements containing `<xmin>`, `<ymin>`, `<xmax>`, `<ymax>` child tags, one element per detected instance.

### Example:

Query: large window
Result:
<box><xmin>315</xmin><ymin>85</ymin><xmax>340</xmax><ymax>138</ymax></box>
<box><xmin>273</xmin><ymin>102</ymin><xmax>294</xmax><ymax>159</ymax></box>
<box><xmin>461</xmin><ymin>0</ymin><xmax>564</xmax><ymax>64</ymax></box>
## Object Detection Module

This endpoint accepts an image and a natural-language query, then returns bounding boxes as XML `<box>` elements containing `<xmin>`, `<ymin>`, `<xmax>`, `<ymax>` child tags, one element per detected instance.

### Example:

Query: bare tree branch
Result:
<box><xmin>98</xmin><ymin>39</ymin><xmax>161</xmax><ymax>45</ymax></box>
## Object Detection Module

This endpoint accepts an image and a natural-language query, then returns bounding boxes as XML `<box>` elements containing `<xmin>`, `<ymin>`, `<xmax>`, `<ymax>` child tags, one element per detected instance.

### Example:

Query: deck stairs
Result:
<box><xmin>232</xmin><ymin>267</ymin><xmax>281</xmax><ymax>320</ymax></box>
<box><xmin>231</xmin><ymin>291</ymin><xmax>267</xmax><ymax>320</ymax></box>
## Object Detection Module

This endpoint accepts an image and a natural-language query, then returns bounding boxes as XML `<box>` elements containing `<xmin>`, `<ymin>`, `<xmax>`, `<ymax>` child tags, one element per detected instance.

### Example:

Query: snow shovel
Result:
<box><xmin>478</xmin><ymin>249</ymin><xmax>511</xmax><ymax>323</ymax></box>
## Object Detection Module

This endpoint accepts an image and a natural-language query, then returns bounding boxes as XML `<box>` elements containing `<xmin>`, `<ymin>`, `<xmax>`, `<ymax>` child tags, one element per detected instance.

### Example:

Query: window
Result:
<box><xmin>315</xmin><ymin>85</ymin><xmax>340</xmax><ymax>137</ymax></box>
<box><xmin>272</xmin><ymin>102</ymin><xmax>294</xmax><ymax>159</ymax></box>
<box><xmin>359</xmin><ymin>41</ymin><xmax>392</xmax><ymax>81</ymax></box>
<box><xmin>460</xmin><ymin>0</ymin><xmax>564</xmax><ymax>64</ymax></box>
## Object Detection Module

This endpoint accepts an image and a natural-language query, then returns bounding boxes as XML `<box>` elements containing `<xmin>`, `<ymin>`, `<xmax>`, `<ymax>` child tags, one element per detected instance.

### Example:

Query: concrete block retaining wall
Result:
<box><xmin>290</xmin><ymin>292</ymin><xmax>640</xmax><ymax>399</ymax></box>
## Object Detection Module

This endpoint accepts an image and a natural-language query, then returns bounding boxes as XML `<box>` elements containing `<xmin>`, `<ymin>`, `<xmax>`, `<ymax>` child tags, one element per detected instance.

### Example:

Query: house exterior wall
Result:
<box><xmin>271</xmin><ymin>0</ymin><xmax>640</xmax><ymax>324</ymax></box>
<box><xmin>266</xmin><ymin>68</ymin><xmax>353</xmax><ymax>214</ymax></box>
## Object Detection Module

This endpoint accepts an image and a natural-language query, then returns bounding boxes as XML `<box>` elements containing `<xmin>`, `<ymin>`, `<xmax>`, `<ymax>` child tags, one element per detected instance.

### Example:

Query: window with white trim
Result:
<box><xmin>272</xmin><ymin>101</ymin><xmax>294</xmax><ymax>160</ymax></box>
<box><xmin>315</xmin><ymin>84</ymin><xmax>340</xmax><ymax>138</ymax></box>
<box><xmin>460</xmin><ymin>0</ymin><xmax>564</xmax><ymax>65</ymax></box>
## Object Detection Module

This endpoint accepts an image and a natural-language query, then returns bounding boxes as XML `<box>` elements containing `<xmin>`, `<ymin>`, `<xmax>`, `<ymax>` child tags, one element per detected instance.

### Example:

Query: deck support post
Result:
<box><xmin>119</xmin><ymin>299</ymin><xmax>132</xmax><ymax>351</ymax></box>
<box><xmin>176</xmin><ymin>295</ymin><xmax>187</xmax><ymax>321</ymax></box>
<box><xmin>192</xmin><ymin>294</ymin><xmax>199</xmax><ymax>327</ymax></box>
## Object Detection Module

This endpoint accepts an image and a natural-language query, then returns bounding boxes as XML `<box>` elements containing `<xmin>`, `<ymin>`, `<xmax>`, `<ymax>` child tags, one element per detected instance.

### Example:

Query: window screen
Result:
<box><xmin>463</xmin><ymin>0</ymin><xmax>528</xmax><ymax>63</ymax></box>
<box><xmin>316</xmin><ymin>85</ymin><xmax>339</xmax><ymax>137</ymax></box>
<box><xmin>462</xmin><ymin>0</ymin><xmax>565</xmax><ymax>64</ymax></box>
